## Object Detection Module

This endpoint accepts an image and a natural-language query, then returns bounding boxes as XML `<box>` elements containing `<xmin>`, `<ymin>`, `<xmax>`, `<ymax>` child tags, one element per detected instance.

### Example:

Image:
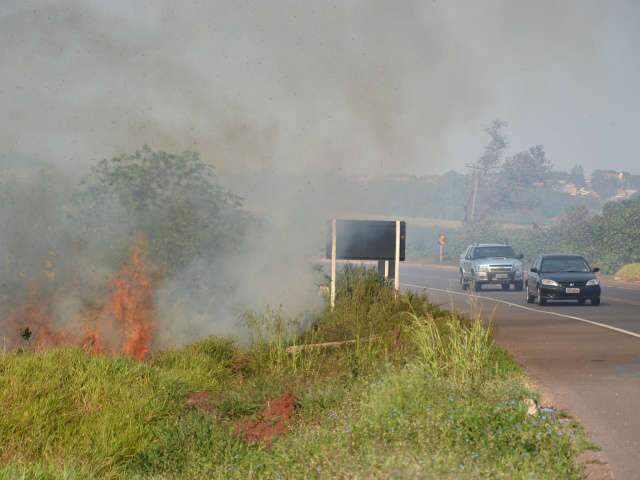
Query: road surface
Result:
<box><xmin>401</xmin><ymin>264</ymin><xmax>640</xmax><ymax>480</ymax></box>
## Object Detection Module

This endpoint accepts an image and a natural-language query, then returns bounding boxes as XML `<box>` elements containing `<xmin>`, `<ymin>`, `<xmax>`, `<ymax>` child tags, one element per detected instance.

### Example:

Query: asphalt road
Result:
<box><xmin>401</xmin><ymin>264</ymin><xmax>640</xmax><ymax>480</ymax></box>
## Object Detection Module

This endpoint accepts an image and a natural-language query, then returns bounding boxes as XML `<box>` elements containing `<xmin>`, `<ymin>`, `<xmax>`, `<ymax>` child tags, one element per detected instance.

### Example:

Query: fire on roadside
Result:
<box><xmin>2</xmin><ymin>237</ymin><xmax>156</xmax><ymax>361</ymax></box>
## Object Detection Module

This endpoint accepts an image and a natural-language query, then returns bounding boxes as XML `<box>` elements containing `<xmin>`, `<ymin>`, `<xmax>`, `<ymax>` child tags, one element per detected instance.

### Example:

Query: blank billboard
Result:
<box><xmin>326</xmin><ymin>220</ymin><xmax>406</xmax><ymax>260</ymax></box>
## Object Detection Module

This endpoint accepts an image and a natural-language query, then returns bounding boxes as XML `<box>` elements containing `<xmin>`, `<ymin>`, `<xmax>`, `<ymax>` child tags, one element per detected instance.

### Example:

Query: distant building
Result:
<box><xmin>561</xmin><ymin>183</ymin><xmax>579</xmax><ymax>195</ymax></box>
<box><xmin>614</xmin><ymin>188</ymin><xmax>637</xmax><ymax>200</ymax></box>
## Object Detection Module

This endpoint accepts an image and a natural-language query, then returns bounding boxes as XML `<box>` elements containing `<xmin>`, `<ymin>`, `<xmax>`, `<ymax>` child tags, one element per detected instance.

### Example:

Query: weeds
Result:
<box><xmin>411</xmin><ymin>312</ymin><xmax>494</xmax><ymax>387</ymax></box>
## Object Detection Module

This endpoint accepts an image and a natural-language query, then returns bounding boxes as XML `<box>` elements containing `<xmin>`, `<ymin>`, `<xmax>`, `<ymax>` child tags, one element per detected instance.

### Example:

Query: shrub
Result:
<box><xmin>616</xmin><ymin>263</ymin><xmax>640</xmax><ymax>282</ymax></box>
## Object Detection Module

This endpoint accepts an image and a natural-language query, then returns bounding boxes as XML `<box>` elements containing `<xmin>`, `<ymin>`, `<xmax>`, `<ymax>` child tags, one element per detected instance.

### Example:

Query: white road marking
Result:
<box><xmin>401</xmin><ymin>282</ymin><xmax>640</xmax><ymax>340</ymax></box>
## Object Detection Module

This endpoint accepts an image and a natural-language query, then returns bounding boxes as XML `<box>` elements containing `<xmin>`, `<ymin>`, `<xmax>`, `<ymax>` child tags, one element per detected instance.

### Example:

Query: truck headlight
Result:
<box><xmin>541</xmin><ymin>279</ymin><xmax>560</xmax><ymax>287</ymax></box>
<box><xmin>586</xmin><ymin>278</ymin><xmax>599</xmax><ymax>286</ymax></box>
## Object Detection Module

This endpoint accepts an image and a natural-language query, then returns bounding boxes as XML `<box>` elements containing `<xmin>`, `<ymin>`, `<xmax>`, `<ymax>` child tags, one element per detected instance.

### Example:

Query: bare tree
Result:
<box><xmin>465</xmin><ymin>120</ymin><xmax>508</xmax><ymax>222</ymax></box>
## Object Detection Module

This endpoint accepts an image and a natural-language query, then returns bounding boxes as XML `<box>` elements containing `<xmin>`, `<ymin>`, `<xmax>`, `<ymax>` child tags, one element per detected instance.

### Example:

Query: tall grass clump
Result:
<box><xmin>149</xmin><ymin>336</ymin><xmax>237</xmax><ymax>391</ymax></box>
<box><xmin>243</xmin><ymin>306</ymin><xmax>325</xmax><ymax>377</ymax></box>
<box><xmin>411</xmin><ymin>313</ymin><xmax>494</xmax><ymax>387</ymax></box>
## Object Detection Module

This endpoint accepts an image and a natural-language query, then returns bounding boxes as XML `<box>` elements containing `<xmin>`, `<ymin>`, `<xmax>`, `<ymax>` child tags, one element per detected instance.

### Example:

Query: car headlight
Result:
<box><xmin>586</xmin><ymin>278</ymin><xmax>599</xmax><ymax>286</ymax></box>
<box><xmin>541</xmin><ymin>279</ymin><xmax>560</xmax><ymax>287</ymax></box>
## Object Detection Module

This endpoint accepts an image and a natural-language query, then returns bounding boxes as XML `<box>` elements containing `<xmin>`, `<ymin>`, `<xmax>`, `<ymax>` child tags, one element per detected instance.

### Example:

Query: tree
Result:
<box><xmin>73</xmin><ymin>146</ymin><xmax>248</xmax><ymax>274</ymax></box>
<box><xmin>591</xmin><ymin>170</ymin><xmax>620</xmax><ymax>199</ymax></box>
<box><xmin>501</xmin><ymin>145</ymin><xmax>552</xmax><ymax>188</ymax></box>
<box><xmin>466</xmin><ymin>119</ymin><xmax>509</xmax><ymax>222</ymax></box>
<box><xmin>569</xmin><ymin>164</ymin><xmax>585</xmax><ymax>186</ymax></box>
<box><xmin>478</xmin><ymin>119</ymin><xmax>509</xmax><ymax>174</ymax></box>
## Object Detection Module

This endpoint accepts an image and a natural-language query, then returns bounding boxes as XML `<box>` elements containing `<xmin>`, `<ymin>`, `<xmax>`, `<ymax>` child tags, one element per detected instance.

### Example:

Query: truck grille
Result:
<box><xmin>489</xmin><ymin>265</ymin><xmax>512</xmax><ymax>273</ymax></box>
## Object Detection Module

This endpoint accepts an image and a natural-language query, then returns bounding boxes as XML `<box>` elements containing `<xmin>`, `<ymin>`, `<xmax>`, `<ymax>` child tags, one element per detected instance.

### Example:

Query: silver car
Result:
<box><xmin>459</xmin><ymin>243</ymin><xmax>524</xmax><ymax>291</ymax></box>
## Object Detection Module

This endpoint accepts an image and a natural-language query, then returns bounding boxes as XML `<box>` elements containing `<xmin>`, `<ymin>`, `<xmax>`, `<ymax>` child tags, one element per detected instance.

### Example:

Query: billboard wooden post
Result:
<box><xmin>394</xmin><ymin>220</ymin><xmax>400</xmax><ymax>291</ymax></box>
<box><xmin>330</xmin><ymin>219</ymin><xmax>337</xmax><ymax>311</ymax></box>
<box><xmin>377</xmin><ymin>260</ymin><xmax>390</xmax><ymax>279</ymax></box>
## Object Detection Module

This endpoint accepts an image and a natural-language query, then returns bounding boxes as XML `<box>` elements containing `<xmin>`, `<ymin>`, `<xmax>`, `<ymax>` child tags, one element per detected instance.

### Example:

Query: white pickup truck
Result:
<box><xmin>459</xmin><ymin>243</ymin><xmax>524</xmax><ymax>291</ymax></box>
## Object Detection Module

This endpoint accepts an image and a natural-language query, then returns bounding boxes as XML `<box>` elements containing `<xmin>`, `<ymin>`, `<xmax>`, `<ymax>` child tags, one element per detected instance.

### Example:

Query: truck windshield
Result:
<box><xmin>540</xmin><ymin>257</ymin><xmax>590</xmax><ymax>273</ymax></box>
<box><xmin>472</xmin><ymin>246</ymin><xmax>515</xmax><ymax>259</ymax></box>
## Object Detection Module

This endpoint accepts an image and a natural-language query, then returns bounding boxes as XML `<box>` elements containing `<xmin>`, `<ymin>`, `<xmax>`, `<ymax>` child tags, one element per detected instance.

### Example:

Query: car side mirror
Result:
<box><xmin>592</xmin><ymin>267</ymin><xmax>600</xmax><ymax>273</ymax></box>
<box><xmin>530</xmin><ymin>267</ymin><xmax>538</xmax><ymax>273</ymax></box>
<box><xmin>517</xmin><ymin>253</ymin><xmax>524</xmax><ymax>259</ymax></box>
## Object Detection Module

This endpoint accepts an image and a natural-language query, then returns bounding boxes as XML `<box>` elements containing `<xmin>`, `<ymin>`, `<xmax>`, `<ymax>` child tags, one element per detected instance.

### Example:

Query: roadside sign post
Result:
<box><xmin>395</xmin><ymin>220</ymin><xmax>401</xmax><ymax>291</ymax></box>
<box><xmin>331</xmin><ymin>219</ymin><xmax>337</xmax><ymax>310</ymax></box>
<box><xmin>377</xmin><ymin>260</ymin><xmax>390</xmax><ymax>279</ymax></box>
<box><xmin>438</xmin><ymin>233</ymin><xmax>446</xmax><ymax>263</ymax></box>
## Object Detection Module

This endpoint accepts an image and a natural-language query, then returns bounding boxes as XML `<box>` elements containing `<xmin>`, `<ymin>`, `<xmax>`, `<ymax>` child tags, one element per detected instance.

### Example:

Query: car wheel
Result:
<box><xmin>460</xmin><ymin>272</ymin><xmax>468</xmax><ymax>290</ymax></box>
<box><xmin>501</xmin><ymin>284</ymin><xmax>510</xmax><ymax>291</ymax></box>
<box><xmin>514</xmin><ymin>281</ymin><xmax>524</xmax><ymax>292</ymax></box>
<box><xmin>473</xmin><ymin>280</ymin><xmax>482</xmax><ymax>292</ymax></box>
<box><xmin>536</xmin><ymin>287</ymin><xmax>546</xmax><ymax>306</ymax></box>
<box><xmin>591</xmin><ymin>297</ymin><xmax>601</xmax><ymax>306</ymax></box>
<box><xmin>526</xmin><ymin>286</ymin><xmax>535</xmax><ymax>304</ymax></box>
<box><xmin>578</xmin><ymin>299</ymin><xmax>586</xmax><ymax>306</ymax></box>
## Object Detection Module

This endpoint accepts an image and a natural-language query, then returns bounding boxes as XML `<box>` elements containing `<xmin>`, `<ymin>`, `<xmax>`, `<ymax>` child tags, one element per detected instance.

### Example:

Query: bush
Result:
<box><xmin>616</xmin><ymin>264</ymin><xmax>640</xmax><ymax>282</ymax></box>
<box><xmin>72</xmin><ymin>146</ymin><xmax>249</xmax><ymax>274</ymax></box>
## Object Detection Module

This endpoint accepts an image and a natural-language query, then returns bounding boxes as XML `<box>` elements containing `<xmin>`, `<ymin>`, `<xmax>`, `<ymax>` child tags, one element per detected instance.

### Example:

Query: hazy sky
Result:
<box><xmin>1</xmin><ymin>0</ymin><xmax>639</xmax><ymax>175</ymax></box>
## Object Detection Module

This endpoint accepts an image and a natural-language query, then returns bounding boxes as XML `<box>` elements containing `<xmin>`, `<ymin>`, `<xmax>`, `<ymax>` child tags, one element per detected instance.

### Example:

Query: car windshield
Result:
<box><xmin>540</xmin><ymin>257</ymin><xmax>591</xmax><ymax>273</ymax></box>
<box><xmin>472</xmin><ymin>246</ymin><xmax>515</xmax><ymax>259</ymax></box>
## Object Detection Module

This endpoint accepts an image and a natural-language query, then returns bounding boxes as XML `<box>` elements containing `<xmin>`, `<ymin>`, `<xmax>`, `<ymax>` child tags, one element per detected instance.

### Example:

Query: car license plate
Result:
<box><xmin>495</xmin><ymin>274</ymin><xmax>508</xmax><ymax>279</ymax></box>
<box><xmin>565</xmin><ymin>288</ymin><xmax>580</xmax><ymax>294</ymax></box>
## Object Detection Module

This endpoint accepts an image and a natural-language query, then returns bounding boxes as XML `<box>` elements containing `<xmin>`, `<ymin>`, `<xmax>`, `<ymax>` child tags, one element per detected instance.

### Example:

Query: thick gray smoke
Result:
<box><xmin>3</xmin><ymin>0</ymin><xmax>629</xmax><ymax>174</ymax></box>
<box><xmin>0</xmin><ymin>1</ymin><xmax>635</xmax><ymax>347</ymax></box>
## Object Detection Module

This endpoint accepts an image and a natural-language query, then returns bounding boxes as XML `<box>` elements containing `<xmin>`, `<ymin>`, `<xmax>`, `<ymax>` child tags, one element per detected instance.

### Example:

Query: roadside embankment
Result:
<box><xmin>0</xmin><ymin>266</ymin><xmax>588</xmax><ymax>479</ymax></box>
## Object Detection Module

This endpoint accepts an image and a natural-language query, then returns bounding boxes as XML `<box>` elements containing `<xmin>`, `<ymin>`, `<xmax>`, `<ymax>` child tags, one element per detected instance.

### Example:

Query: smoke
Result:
<box><xmin>1</xmin><ymin>0</ymin><xmax>631</xmax><ymax>174</ymax></box>
<box><xmin>0</xmin><ymin>0</ymin><xmax>493</xmax><ymax>173</ymax></box>
<box><xmin>0</xmin><ymin>1</ymin><xmax>634</xmax><ymax>349</ymax></box>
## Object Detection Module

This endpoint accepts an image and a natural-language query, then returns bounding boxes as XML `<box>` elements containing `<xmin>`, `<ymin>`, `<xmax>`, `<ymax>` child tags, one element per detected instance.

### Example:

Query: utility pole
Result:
<box><xmin>465</xmin><ymin>164</ymin><xmax>482</xmax><ymax>223</ymax></box>
<box><xmin>470</xmin><ymin>168</ymin><xmax>480</xmax><ymax>221</ymax></box>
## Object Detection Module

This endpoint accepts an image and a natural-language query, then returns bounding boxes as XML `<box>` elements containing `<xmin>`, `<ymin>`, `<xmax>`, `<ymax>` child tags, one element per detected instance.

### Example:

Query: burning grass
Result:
<box><xmin>2</xmin><ymin>238</ymin><xmax>156</xmax><ymax>360</ymax></box>
<box><xmin>0</xmin><ymin>267</ymin><xmax>588</xmax><ymax>479</ymax></box>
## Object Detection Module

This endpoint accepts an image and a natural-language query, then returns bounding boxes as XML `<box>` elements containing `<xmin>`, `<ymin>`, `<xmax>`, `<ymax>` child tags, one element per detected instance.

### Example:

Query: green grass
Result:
<box><xmin>616</xmin><ymin>263</ymin><xmax>640</xmax><ymax>282</ymax></box>
<box><xmin>0</xmin><ymin>266</ymin><xmax>588</xmax><ymax>479</ymax></box>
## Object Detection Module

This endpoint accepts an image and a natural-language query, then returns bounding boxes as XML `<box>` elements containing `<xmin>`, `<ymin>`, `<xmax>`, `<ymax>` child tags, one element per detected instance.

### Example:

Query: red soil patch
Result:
<box><xmin>185</xmin><ymin>391</ymin><xmax>218</xmax><ymax>414</ymax></box>
<box><xmin>235</xmin><ymin>392</ymin><xmax>297</xmax><ymax>445</ymax></box>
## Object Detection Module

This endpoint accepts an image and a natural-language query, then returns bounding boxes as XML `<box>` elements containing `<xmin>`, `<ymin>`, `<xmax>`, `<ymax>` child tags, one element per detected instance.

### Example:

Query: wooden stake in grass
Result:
<box><xmin>285</xmin><ymin>337</ymin><xmax>379</xmax><ymax>353</ymax></box>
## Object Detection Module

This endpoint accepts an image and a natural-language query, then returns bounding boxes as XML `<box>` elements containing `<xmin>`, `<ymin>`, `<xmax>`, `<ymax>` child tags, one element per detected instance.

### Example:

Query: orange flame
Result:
<box><xmin>3</xmin><ymin>237</ymin><xmax>156</xmax><ymax>361</ymax></box>
<box><xmin>110</xmin><ymin>238</ymin><xmax>154</xmax><ymax>360</ymax></box>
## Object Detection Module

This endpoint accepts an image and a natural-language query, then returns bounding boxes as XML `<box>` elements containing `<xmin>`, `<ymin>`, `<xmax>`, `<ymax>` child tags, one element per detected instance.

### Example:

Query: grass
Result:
<box><xmin>615</xmin><ymin>263</ymin><xmax>640</xmax><ymax>282</ymax></box>
<box><xmin>0</xmin><ymin>266</ymin><xmax>588</xmax><ymax>479</ymax></box>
